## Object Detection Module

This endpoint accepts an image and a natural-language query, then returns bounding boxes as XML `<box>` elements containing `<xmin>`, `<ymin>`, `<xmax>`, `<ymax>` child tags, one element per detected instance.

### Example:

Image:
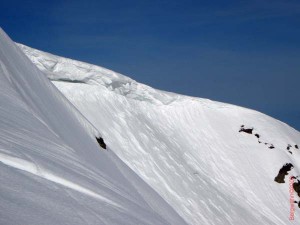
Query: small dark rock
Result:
<box><xmin>295</xmin><ymin>145</ymin><xmax>299</xmax><ymax>149</ymax></box>
<box><xmin>96</xmin><ymin>137</ymin><xmax>107</xmax><ymax>149</ymax></box>
<box><xmin>293</xmin><ymin>201</ymin><xmax>300</xmax><ymax>208</ymax></box>
<box><xmin>239</xmin><ymin>128</ymin><xmax>253</xmax><ymax>134</ymax></box>
<box><xmin>269</xmin><ymin>144</ymin><xmax>275</xmax><ymax>149</ymax></box>
<box><xmin>254</xmin><ymin>134</ymin><xmax>260</xmax><ymax>138</ymax></box>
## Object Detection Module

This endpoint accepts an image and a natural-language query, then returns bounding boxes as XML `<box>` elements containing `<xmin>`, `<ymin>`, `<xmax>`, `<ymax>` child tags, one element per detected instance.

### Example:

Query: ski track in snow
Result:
<box><xmin>0</xmin><ymin>152</ymin><xmax>121</xmax><ymax>208</ymax></box>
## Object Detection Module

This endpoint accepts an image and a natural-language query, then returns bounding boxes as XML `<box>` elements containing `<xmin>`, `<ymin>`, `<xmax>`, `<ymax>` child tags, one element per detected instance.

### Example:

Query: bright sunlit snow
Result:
<box><xmin>1</xmin><ymin>24</ymin><xmax>300</xmax><ymax>224</ymax></box>
<box><xmin>0</xmin><ymin>28</ymin><xmax>187</xmax><ymax>225</ymax></box>
<box><xmin>18</xmin><ymin>40</ymin><xmax>300</xmax><ymax>225</ymax></box>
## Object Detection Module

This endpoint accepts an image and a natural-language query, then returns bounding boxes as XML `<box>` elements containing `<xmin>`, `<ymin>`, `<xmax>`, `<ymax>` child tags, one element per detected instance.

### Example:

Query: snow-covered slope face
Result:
<box><xmin>20</xmin><ymin>43</ymin><xmax>300</xmax><ymax>224</ymax></box>
<box><xmin>0</xmin><ymin>29</ymin><xmax>187</xmax><ymax>225</ymax></box>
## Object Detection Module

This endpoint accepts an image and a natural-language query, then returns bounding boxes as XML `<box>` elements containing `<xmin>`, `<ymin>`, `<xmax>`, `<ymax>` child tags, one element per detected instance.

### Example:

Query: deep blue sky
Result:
<box><xmin>1</xmin><ymin>0</ymin><xmax>300</xmax><ymax>130</ymax></box>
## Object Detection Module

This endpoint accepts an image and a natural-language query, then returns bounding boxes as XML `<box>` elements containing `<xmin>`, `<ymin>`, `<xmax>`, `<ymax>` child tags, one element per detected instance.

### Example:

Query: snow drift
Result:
<box><xmin>19</xmin><ymin>40</ymin><xmax>300</xmax><ymax>225</ymax></box>
<box><xmin>0</xmin><ymin>28</ymin><xmax>187</xmax><ymax>225</ymax></box>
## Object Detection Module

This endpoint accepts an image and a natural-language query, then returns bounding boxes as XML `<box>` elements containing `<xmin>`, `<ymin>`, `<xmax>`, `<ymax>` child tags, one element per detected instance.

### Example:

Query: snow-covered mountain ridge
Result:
<box><xmin>18</xmin><ymin>40</ymin><xmax>300</xmax><ymax>224</ymax></box>
<box><xmin>0</xmin><ymin>28</ymin><xmax>187</xmax><ymax>225</ymax></box>
<box><xmin>18</xmin><ymin>43</ymin><xmax>180</xmax><ymax>106</ymax></box>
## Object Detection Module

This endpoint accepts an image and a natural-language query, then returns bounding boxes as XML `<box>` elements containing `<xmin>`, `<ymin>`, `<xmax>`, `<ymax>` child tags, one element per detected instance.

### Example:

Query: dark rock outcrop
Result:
<box><xmin>239</xmin><ymin>127</ymin><xmax>253</xmax><ymax>134</ymax></box>
<box><xmin>287</xmin><ymin>144</ymin><xmax>293</xmax><ymax>154</ymax></box>
<box><xmin>293</xmin><ymin>180</ymin><xmax>300</xmax><ymax>198</ymax></box>
<box><xmin>96</xmin><ymin>137</ymin><xmax>107</xmax><ymax>149</ymax></box>
<box><xmin>269</xmin><ymin>144</ymin><xmax>275</xmax><ymax>149</ymax></box>
<box><xmin>293</xmin><ymin>201</ymin><xmax>300</xmax><ymax>208</ymax></box>
<box><xmin>295</xmin><ymin>145</ymin><xmax>299</xmax><ymax>149</ymax></box>
<box><xmin>274</xmin><ymin>163</ymin><xmax>294</xmax><ymax>183</ymax></box>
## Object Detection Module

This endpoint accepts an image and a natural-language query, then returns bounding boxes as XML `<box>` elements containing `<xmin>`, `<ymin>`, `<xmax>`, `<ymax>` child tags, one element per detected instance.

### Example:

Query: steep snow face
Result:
<box><xmin>20</xmin><ymin>43</ymin><xmax>300</xmax><ymax>224</ymax></box>
<box><xmin>0</xmin><ymin>29</ymin><xmax>187</xmax><ymax>225</ymax></box>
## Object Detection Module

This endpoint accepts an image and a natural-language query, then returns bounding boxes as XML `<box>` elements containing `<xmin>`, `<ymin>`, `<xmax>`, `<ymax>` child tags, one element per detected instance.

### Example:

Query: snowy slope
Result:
<box><xmin>19</xmin><ymin>41</ymin><xmax>300</xmax><ymax>224</ymax></box>
<box><xmin>0</xmin><ymin>28</ymin><xmax>188</xmax><ymax>225</ymax></box>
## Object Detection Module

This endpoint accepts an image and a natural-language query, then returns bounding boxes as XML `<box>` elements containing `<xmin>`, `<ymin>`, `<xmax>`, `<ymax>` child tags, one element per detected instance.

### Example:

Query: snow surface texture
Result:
<box><xmin>0</xmin><ymin>28</ymin><xmax>187</xmax><ymax>225</ymax></box>
<box><xmin>19</xmin><ymin>41</ymin><xmax>300</xmax><ymax>225</ymax></box>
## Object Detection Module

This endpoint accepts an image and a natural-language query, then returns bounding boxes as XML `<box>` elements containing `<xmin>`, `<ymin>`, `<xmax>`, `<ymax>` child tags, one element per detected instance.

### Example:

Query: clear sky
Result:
<box><xmin>1</xmin><ymin>0</ymin><xmax>300</xmax><ymax>130</ymax></box>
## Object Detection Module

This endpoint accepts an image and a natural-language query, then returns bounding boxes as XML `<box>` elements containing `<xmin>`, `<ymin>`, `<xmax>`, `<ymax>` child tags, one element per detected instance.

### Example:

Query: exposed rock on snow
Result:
<box><xmin>269</xmin><ymin>144</ymin><xmax>275</xmax><ymax>149</ymax></box>
<box><xmin>274</xmin><ymin>163</ymin><xmax>294</xmax><ymax>183</ymax></box>
<box><xmin>96</xmin><ymin>137</ymin><xmax>107</xmax><ymax>149</ymax></box>
<box><xmin>239</xmin><ymin>125</ymin><xmax>254</xmax><ymax>134</ymax></box>
<box><xmin>293</xmin><ymin>179</ymin><xmax>300</xmax><ymax>198</ymax></box>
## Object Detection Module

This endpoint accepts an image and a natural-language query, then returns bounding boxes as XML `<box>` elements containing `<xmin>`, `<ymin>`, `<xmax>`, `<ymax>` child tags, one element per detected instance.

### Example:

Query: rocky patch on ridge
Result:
<box><xmin>238</xmin><ymin>125</ymin><xmax>275</xmax><ymax>149</ymax></box>
<box><xmin>274</xmin><ymin>163</ymin><xmax>294</xmax><ymax>183</ymax></box>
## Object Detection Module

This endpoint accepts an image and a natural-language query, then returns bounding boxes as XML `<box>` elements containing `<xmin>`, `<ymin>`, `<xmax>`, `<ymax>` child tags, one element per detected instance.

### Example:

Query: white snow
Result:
<box><xmin>0</xmin><ymin>28</ymin><xmax>187</xmax><ymax>225</ymax></box>
<box><xmin>0</xmin><ymin>152</ymin><xmax>120</xmax><ymax>206</ymax></box>
<box><xmin>19</xmin><ymin>41</ymin><xmax>300</xmax><ymax>224</ymax></box>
